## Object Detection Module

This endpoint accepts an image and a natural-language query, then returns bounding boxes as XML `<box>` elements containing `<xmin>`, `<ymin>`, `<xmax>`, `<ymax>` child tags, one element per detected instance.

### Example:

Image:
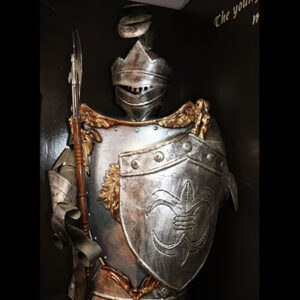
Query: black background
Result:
<box><xmin>40</xmin><ymin>0</ymin><xmax>259</xmax><ymax>299</ymax></box>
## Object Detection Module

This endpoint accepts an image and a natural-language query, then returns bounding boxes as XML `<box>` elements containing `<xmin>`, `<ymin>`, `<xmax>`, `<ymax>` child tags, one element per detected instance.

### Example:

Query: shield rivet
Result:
<box><xmin>135</xmin><ymin>128</ymin><xmax>139</xmax><ymax>133</ymax></box>
<box><xmin>154</xmin><ymin>151</ymin><xmax>164</xmax><ymax>162</ymax></box>
<box><xmin>182</xmin><ymin>141</ymin><xmax>192</xmax><ymax>152</ymax></box>
<box><xmin>154</xmin><ymin>125</ymin><xmax>158</xmax><ymax>130</ymax></box>
<box><xmin>131</xmin><ymin>159</ymin><xmax>140</xmax><ymax>169</ymax></box>
<box><xmin>207</xmin><ymin>153</ymin><xmax>214</xmax><ymax>161</ymax></box>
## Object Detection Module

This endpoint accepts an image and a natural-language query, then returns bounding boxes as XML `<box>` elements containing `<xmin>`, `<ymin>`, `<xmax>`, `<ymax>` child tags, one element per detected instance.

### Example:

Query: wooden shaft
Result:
<box><xmin>72</xmin><ymin>117</ymin><xmax>92</xmax><ymax>300</ymax></box>
<box><xmin>73</xmin><ymin>117</ymin><xmax>89</xmax><ymax>235</ymax></box>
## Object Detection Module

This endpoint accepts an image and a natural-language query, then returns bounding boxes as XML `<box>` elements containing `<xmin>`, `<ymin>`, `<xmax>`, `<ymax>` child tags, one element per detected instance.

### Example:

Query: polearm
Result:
<box><xmin>69</xmin><ymin>29</ymin><xmax>92</xmax><ymax>300</ymax></box>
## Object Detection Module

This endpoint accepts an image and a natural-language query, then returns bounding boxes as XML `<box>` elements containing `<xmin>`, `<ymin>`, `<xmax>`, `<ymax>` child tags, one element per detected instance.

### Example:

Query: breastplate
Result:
<box><xmin>69</xmin><ymin>100</ymin><xmax>237</xmax><ymax>300</ymax></box>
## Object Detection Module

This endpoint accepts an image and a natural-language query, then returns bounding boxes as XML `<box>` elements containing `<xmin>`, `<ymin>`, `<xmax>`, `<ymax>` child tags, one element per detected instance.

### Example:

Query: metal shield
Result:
<box><xmin>119</xmin><ymin>132</ymin><xmax>227</xmax><ymax>291</ymax></box>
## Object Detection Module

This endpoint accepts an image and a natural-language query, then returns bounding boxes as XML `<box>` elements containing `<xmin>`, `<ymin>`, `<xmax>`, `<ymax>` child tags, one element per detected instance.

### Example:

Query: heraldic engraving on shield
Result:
<box><xmin>146</xmin><ymin>180</ymin><xmax>213</xmax><ymax>267</ymax></box>
<box><xmin>48</xmin><ymin>3</ymin><xmax>238</xmax><ymax>300</ymax></box>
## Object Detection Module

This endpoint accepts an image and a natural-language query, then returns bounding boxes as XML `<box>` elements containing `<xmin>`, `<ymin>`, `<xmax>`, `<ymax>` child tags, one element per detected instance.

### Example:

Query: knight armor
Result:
<box><xmin>48</xmin><ymin>4</ymin><xmax>238</xmax><ymax>300</ymax></box>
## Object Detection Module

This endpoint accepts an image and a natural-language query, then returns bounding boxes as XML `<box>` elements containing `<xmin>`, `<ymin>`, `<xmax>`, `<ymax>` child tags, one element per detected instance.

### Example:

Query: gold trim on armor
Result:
<box><xmin>94</xmin><ymin>263</ymin><xmax>160</xmax><ymax>300</ymax></box>
<box><xmin>68</xmin><ymin>99</ymin><xmax>211</xmax><ymax>175</ymax></box>
<box><xmin>97</xmin><ymin>163</ymin><xmax>120</xmax><ymax>223</ymax></box>
<box><xmin>69</xmin><ymin>99</ymin><xmax>210</xmax><ymax>136</ymax></box>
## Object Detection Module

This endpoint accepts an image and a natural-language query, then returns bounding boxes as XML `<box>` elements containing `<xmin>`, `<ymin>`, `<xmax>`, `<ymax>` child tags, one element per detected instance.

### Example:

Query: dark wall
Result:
<box><xmin>40</xmin><ymin>0</ymin><xmax>259</xmax><ymax>299</ymax></box>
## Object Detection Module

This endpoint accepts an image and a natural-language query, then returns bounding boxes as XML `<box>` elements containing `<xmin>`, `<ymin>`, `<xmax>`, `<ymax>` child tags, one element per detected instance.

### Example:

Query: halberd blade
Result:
<box><xmin>74</xmin><ymin>29</ymin><xmax>82</xmax><ymax>99</ymax></box>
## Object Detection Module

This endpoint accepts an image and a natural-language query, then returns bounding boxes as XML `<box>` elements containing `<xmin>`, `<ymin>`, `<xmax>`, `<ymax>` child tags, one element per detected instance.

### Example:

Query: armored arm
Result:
<box><xmin>204</xmin><ymin>118</ymin><xmax>238</xmax><ymax>211</ymax></box>
<box><xmin>48</xmin><ymin>147</ymin><xmax>102</xmax><ymax>267</ymax></box>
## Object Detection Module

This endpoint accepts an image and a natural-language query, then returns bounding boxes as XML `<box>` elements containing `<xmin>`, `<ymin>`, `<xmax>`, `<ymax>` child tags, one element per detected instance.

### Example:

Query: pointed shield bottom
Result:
<box><xmin>119</xmin><ymin>132</ymin><xmax>227</xmax><ymax>291</ymax></box>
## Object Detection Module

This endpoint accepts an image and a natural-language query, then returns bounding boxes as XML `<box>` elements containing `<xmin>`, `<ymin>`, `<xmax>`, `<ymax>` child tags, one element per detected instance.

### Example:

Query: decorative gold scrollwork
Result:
<box><xmin>101</xmin><ymin>265</ymin><xmax>160</xmax><ymax>300</ymax></box>
<box><xmin>71</xmin><ymin>98</ymin><xmax>211</xmax><ymax>140</ymax></box>
<box><xmin>69</xmin><ymin>99</ymin><xmax>210</xmax><ymax>175</ymax></box>
<box><xmin>97</xmin><ymin>163</ymin><xmax>120</xmax><ymax>223</ymax></box>
<box><xmin>189</xmin><ymin>99</ymin><xmax>211</xmax><ymax>140</ymax></box>
<box><xmin>156</xmin><ymin>99</ymin><xmax>211</xmax><ymax>139</ymax></box>
<box><xmin>68</xmin><ymin>116</ymin><xmax>102</xmax><ymax>175</ymax></box>
<box><xmin>80</xmin><ymin>129</ymin><xmax>101</xmax><ymax>175</ymax></box>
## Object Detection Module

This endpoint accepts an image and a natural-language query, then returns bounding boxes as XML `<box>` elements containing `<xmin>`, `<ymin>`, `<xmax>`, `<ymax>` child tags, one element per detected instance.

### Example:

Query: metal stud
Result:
<box><xmin>135</xmin><ymin>128</ymin><xmax>139</xmax><ymax>133</ymax></box>
<box><xmin>154</xmin><ymin>125</ymin><xmax>158</xmax><ymax>130</ymax></box>
<box><xmin>207</xmin><ymin>153</ymin><xmax>214</xmax><ymax>162</ymax></box>
<box><xmin>131</xmin><ymin>159</ymin><xmax>140</xmax><ymax>169</ymax></box>
<box><xmin>154</xmin><ymin>151</ymin><xmax>164</xmax><ymax>162</ymax></box>
<box><xmin>182</xmin><ymin>141</ymin><xmax>192</xmax><ymax>152</ymax></box>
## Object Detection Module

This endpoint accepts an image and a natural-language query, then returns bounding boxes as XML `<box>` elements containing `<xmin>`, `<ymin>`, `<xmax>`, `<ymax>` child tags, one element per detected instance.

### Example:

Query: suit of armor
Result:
<box><xmin>48</xmin><ymin>5</ymin><xmax>237</xmax><ymax>300</ymax></box>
